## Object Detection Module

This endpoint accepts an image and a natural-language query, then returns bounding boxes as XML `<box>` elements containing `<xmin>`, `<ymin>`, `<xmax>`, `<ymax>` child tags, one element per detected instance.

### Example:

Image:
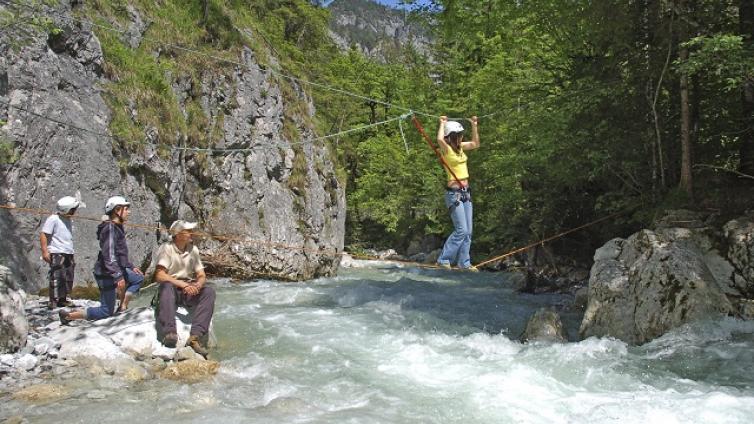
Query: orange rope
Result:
<box><xmin>409</xmin><ymin>115</ymin><xmax>634</xmax><ymax>271</ymax></box>
<box><xmin>473</xmin><ymin>210</ymin><xmax>629</xmax><ymax>268</ymax></box>
<box><xmin>0</xmin><ymin>204</ymin><xmax>340</xmax><ymax>257</ymax></box>
<box><xmin>1</xmin><ymin>204</ymin><xmax>635</xmax><ymax>274</ymax></box>
<box><xmin>410</xmin><ymin>115</ymin><xmax>466</xmax><ymax>188</ymax></box>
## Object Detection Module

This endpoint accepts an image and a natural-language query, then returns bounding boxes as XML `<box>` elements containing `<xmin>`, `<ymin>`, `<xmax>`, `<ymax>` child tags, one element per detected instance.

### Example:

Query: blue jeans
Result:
<box><xmin>437</xmin><ymin>190</ymin><xmax>473</xmax><ymax>268</ymax></box>
<box><xmin>86</xmin><ymin>268</ymin><xmax>144</xmax><ymax>320</ymax></box>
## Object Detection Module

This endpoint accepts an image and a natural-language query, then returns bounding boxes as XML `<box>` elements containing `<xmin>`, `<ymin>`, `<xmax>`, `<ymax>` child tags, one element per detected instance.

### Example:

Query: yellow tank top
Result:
<box><xmin>442</xmin><ymin>147</ymin><xmax>469</xmax><ymax>182</ymax></box>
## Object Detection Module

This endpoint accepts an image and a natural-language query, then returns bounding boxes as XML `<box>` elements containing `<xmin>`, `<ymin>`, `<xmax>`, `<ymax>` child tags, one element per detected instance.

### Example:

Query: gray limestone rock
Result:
<box><xmin>724</xmin><ymin>214</ymin><xmax>754</xmax><ymax>296</ymax></box>
<box><xmin>15</xmin><ymin>353</ymin><xmax>38</xmax><ymax>371</ymax></box>
<box><xmin>0</xmin><ymin>2</ymin><xmax>345</xmax><ymax>289</ymax></box>
<box><xmin>521</xmin><ymin>308</ymin><xmax>567</xmax><ymax>343</ymax></box>
<box><xmin>580</xmin><ymin>227</ymin><xmax>737</xmax><ymax>345</ymax></box>
<box><xmin>0</xmin><ymin>265</ymin><xmax>28</xmax><ymax>353</ymax></box>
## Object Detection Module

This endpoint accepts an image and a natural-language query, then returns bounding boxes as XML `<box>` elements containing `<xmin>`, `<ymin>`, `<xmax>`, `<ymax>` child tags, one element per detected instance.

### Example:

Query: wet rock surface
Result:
<box><xmin>580</xmin><ymin>211</ymin><xmax>754</xmax><ymax>345</ymax></box>
<box><xmin>520</xmin><ymin>308</ymin><xmax>567</xmax><ymax>343</ymax></box>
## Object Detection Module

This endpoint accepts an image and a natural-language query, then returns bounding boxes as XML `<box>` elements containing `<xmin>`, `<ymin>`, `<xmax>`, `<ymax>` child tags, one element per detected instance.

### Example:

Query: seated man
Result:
<box><xmin>154</xmin><ymin>220</ymin><xmax>215</xmax><ymax>356</ymax></box>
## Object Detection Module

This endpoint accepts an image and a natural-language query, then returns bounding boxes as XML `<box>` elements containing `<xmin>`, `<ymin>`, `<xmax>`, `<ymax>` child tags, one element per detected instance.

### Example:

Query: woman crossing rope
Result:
<box><xmin>436</xmin><ymin>115</ymin><xmax>480</xmax><ymax>271</ymax></box>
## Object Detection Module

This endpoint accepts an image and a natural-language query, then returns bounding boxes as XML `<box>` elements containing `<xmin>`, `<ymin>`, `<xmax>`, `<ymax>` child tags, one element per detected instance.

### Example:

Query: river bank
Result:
<box><xmin>2</xmin><ymin>265</ymin><xmax>754</xmax><ymax>423</ymax></box>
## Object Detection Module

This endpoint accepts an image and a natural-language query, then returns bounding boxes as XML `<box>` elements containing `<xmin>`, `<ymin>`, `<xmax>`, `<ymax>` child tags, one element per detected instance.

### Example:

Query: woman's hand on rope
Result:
<box><xmin>464</xmin><ymin>115</ymin><xmax>480</xmax><ymax>151</ymax></box>
<box><xmin>437</xmin><ymin>115</ymin><xmax>449</xmax><ymax>147</ymax></box>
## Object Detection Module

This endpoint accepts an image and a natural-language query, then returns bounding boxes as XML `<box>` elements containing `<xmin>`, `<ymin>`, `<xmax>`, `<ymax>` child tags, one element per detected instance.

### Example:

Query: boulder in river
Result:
<box><xmin>159</xmin><ymin>358</ymin><xmax>219</xmax><ymax>382</ymax></box>
<box><xmin>580</xmin><ymin>222</ymin><xmax>738</xmax><ymax>345</ymax></box>
<box><xmin>520</xmin><ymin>308</ymin><xmax>567</xmax><ymax>343</ymax></box>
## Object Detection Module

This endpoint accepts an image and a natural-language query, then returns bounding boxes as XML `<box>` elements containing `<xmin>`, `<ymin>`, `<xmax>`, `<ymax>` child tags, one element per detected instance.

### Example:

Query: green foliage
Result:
<box><xmin>0</xmin><ymin>0</ymin><xmax>62</xmax><ymax>50</ymax></box>
<box><xmin>332</xmin><ymin>0</ymin><xmax>751</xmax><ymax>261</ymax></box>
<box><xmin>679</xmin><ymin>35</ymin><xmax>754</xmax><ymax>91</ymax></box>
<box><xmin>25</xmin><ymin>0</ymin><xmax>748</xmax><ymax>261</ymax></box>
<box><xmin>0</xmin><ymin>138</ymin><xmax>17</xmax><ymax>164</ymax></box>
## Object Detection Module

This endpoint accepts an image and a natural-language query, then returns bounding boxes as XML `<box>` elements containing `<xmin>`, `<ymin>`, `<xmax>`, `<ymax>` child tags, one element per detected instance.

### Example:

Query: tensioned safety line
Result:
<box><xmin>1</xmin><ymin>101</ymin><xmax>411</xmax><ymax>154</ymax></box>
<box><xmin>176</xmin><ymin>112</ymin><xmax>413</xmax><ymax>153</ymax></box>
<box><xmin>7</xmin><ymin>1</ymin><xmax>469</xmax><ymax>121</ymax></box>
<box><xmin>0</xmin><ymin>204</ymin><xmax>341</xmax><ymax>256</ymax></box>
<box><xmin>473</xmin><ymin>209</ymin><xmax>633</xmax><ymax>268</ymax></box>
<box><xmin>8</xmin><ymin>2</ymin><xmax>638</xmax><ymax>124</ymax></box>
<box><xmin>0</xmin><ymin>202</ymin><xmax>636</xmax><ymax>274</ymax></box>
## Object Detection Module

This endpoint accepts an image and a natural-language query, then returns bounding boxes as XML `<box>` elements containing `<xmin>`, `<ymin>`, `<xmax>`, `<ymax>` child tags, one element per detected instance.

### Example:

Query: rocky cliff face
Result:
<box><xmin>0</xmin><ymin>1</ymin><xmax>345</xmax><ymax>290</ymax></box>
<box><xmin>327</xmin><ymin>0</ymin><xmax>431</xmax><ymax>61</ymax></box>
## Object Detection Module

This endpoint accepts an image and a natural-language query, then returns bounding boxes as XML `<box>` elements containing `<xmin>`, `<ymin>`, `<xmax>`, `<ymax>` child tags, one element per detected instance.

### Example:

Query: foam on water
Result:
<box><xmin>5</xmin><ymin>266</ymin><xmax>754</xmax><ymax>423</ymax></box>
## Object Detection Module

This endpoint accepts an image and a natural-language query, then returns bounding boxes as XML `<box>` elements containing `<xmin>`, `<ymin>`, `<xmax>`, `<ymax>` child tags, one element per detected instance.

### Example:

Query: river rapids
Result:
<box><xmin>4</xmin><ymin>263</ymin><xmax>754</xmax><ymax>423</ymax></box>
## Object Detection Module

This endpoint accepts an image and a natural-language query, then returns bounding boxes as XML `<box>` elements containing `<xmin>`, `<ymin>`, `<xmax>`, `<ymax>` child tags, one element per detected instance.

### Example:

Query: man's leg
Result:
<box><xmin>64</xmin><ymin>255</ymin><xmax>75</xmax><ymax>303</ymax></box>
<box><xmin>183</xmin><ymin>285</ymin><xmax>215</xmax><ymax>356</ymax></box>
<box><xmin>47</xmin><ymin>254</ymin><xmax>59</xmax><ymax>309</ymax></box>
<box><xmin>185</xmin><ymin>286</ymin><xmax>216</xmax><ymax>337</ymax></box>
<box><xmin>157</xmin><ymin>283</ymin><xmax>179</xmax><ymax>346</ymax></box>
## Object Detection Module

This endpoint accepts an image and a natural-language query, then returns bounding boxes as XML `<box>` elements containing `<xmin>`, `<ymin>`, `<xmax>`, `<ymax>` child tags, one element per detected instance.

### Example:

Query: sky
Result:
<box><xmin>323</xmin><ymin>0</ymin><xmax>432</xmax><ymax>10</ymax></box>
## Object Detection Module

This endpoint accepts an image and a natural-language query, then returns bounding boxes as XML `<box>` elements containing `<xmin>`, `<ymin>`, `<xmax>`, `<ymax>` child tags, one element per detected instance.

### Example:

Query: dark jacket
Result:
<box><xmin>93</xmin><ymin>221</ymin><xmax>133</xmax><ymax>279</ymax></box>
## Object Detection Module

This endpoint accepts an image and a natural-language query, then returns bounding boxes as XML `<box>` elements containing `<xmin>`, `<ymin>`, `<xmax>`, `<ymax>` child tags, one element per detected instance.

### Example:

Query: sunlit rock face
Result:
<box><xmin>0</xmin><ymin>1</ymin><xmax>345</xmax><ymax>289</ymax></box>
<box><xmin>580</xmin><ymin>210</ymin><xmax>754</xmax><ymax>345</ymax></box>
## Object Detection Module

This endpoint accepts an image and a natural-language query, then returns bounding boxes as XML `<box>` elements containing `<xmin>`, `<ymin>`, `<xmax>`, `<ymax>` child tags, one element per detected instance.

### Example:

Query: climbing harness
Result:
<box><xmin>447</xmin><ymin>186</ymin><xmax>471</xmax><ymax>207</ymax></box>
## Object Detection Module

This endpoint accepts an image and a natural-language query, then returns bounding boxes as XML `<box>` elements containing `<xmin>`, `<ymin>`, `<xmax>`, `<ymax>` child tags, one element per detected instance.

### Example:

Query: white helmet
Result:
<box><xmin>56</xmin><ymin>196</ymin><xmax>81</xmax><ymax>214</ymax></box>
<box><xmin>104</xmin><ymin>196</ymin><xmax>130</xmax><ymax>214</ymax></box>
<box><xmin>444</xmin><ymin>121</ymin><xmax>464</xmax><ymax>137</ymax></box>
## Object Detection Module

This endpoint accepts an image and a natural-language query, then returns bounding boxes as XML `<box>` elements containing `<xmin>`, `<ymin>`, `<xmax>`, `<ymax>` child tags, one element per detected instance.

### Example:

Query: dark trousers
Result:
<box><xmin>157</xmin><ymin>283</ymin><xmax>216</xmax><ymax>337</ymax></box>
<box><xmin>86</xmin><ymin>268</ymin><xmax>144</xmax><ymax>320</ymax></box>
<box><xmin>48</xmin><ymin>253</ymin><xmax>74</xmax><ymax>307</ymax></box>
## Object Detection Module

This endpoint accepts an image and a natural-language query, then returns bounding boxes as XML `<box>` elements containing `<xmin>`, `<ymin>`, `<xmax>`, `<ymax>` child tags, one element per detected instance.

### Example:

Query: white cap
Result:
<box><xmin>170</xmin><ymin>220</ymin><xmax>199</xmax><ymax>233</ymax></box>
<box><xmin>56</xmin><ymin>196</ymin><xmax>84</xmax><ymax>213</ymax></box>
<box><xmin>444</xmin><ymin>121</ymin><xmax>464</xmax><ymax>137</ymax></box>
<box><xmin>104</xmin><ymin>195</ymin><xmax>130</xmax><ymax>214</ymax></box>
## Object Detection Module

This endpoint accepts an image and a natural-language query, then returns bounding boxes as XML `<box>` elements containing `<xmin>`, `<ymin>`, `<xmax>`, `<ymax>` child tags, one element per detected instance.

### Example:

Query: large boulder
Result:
<box><xmin>0</xmin><ymin>265</ymin><xmax>28</xmax><ymax>353</ymax></box>
<box><xmin>580</xmin><ymin>226</ymin><xmax>737</xmax><ymax>345</ymax></box>
<box><xmin>723</xmin><ymin>213</ymin><xmax>754</xmax><ymax>297</ymax></box>
<box><xmin>520</xmin><ymin>308</ymin><xmax>567</xmax><ymax>343</ymax></box>
<box><xmin>48</xmin><ymin>306</ymin><xmax>214</xmax><ymax>362</ymax></box>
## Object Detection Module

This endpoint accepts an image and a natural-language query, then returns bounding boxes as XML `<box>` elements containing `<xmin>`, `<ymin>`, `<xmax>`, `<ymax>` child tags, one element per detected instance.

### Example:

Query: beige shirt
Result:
<box><xmin>155</xmin><ymin>242</ymin><xmax>204</xmax><ymax>280</ymax></box>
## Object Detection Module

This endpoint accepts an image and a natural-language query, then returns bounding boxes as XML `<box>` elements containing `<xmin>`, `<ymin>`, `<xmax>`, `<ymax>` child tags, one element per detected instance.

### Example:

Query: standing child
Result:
<box><xmin>59</xmin><ymin>196</ymin><xmax>144</xmax><ymax>324</ymax></box>
<box><xmin>40</xmin><ymin>195</ymin><xmax>85</xmax><ymax>309</ymax></box>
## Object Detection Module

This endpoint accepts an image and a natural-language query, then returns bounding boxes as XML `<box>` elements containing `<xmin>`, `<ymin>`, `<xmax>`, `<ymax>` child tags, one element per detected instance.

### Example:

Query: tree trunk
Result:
<box><xmin>677</xmin><ymin>0</ymin><xmax>693</xmax><ymax>198</ymax></box>
<box><xmin>740</xmin><ymin>0</ymin><xmax>754</xmax><ymax>174</ymax></box>
<box><xmin>202</xmin><ymin>0</ymin><xmax>209</xmax><ymax>26</ymax></box>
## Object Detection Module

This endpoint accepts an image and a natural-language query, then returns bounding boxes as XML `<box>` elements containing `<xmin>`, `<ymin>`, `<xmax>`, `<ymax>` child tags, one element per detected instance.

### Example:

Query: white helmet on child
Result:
<box><xmin>104</xmin><ymin>196</ymin><xmax>130</xmax><ymax>214</ymax></box>
<box><xmin>56</xmin><ymin>196</ymin><xmax>81</xmax><ymax>213</ymax></box>
<box><xmin>444</xmin><ymin>121</ymin><xmax>464</xmax><ymax>137</ymax></box>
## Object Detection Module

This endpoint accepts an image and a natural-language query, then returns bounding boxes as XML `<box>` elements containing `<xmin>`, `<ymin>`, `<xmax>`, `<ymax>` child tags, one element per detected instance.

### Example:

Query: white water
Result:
<box><xmin>5</xmin><ymin>265</ymin><xmax>754</xmax><ymax>423</ymax></box>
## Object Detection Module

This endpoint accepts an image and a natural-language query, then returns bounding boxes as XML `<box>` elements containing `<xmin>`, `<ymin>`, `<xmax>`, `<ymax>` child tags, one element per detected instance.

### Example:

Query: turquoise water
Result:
<box><xmin>4</xmin><ymin>265</ymin><xmax>754</xmax><ymax>423</ymax></box>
